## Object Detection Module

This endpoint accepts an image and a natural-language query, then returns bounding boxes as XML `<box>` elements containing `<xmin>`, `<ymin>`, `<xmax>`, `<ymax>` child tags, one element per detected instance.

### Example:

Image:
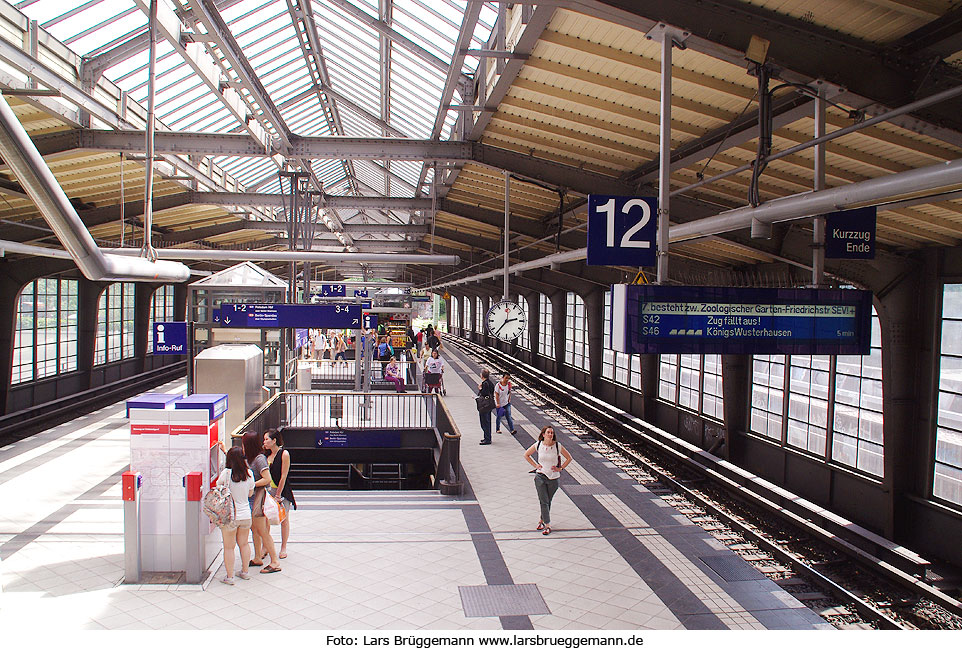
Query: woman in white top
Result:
<box><xmin>425</xmin><ymin>348</ymin><xmax>444</xmax><ymax>375</ymax></box>
<box><xmin>216</xmin><ymin>446</ymin><xmax>255</xmax><ymax>584</ymax></box>
<box><xmin>523</xmin><ymin>425</ymin><xmax>572</xmax><ymax>536</ymax></box>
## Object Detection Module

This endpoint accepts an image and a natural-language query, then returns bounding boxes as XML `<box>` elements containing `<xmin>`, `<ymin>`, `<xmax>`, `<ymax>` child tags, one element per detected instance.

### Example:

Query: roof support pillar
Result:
<box><xmin>812</xmin><ymin>90</ymin><xmax>827</xmax><ymax>287</ymax></box>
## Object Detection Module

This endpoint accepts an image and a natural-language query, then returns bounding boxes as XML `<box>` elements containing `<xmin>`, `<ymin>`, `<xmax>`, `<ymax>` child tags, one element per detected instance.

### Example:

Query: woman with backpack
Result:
<box><xmin>215</xmin><ymin>446</ymin><xmax>254</xmax><ymax>585</ymax></box>
<box><xmin>243</xmin><ymin>430</ymin><xmax>282</xmax><ymax>574</ymax></box>
<box><xmin>523</xmin><ymin>425</ymin><xmax>572</xmax><ymax>536</ymax></box>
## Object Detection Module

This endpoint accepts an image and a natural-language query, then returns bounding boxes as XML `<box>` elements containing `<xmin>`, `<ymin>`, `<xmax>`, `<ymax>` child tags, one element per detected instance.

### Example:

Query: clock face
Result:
<box><xmin>485</xmin><ymin>300</ymin><xmax>527</xmax><ymax>342</ymax></box>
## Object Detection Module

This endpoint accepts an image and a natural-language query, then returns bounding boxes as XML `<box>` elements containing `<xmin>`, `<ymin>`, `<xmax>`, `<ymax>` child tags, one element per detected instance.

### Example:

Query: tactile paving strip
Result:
<box><xmin>459</xmin><ymin>584</ymin><xmax>551</xmax><ymax>617</ymax></box>
<box><xmin>699</xmin><ymin>555</ymin><xmax>766</xmax><ymax>582</ymax></box>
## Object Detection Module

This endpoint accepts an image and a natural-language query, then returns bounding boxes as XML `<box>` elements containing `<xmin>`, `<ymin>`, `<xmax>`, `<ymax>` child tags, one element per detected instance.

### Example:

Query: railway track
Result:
<box><xmin>447</xmin><ymin>334</ymin><xmax>962</xmax><ymax>630</ymax></box>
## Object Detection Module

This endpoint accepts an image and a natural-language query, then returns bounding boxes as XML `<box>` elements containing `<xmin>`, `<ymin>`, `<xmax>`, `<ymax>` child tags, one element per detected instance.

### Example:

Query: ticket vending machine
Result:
<box><xmin>126</xmin><ymin>392</ymin><xmax>227</xmax><ymax>574</ymax></box>
<box><xmin>127</xmin><ymin>393</ymin><xmax>182</xmax><ymax>573</ymax></box>
<box><xmin>172</xmin><ymin>394</ymin><xmax>229</xmax><ymax>572</ymax></box>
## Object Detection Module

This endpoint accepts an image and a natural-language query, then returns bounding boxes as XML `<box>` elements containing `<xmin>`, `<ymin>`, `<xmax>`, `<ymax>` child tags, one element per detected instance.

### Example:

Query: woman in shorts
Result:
<box><xmin>216</xmin><ymin>446</ymin><xmax>254</xmax><ymax>585</ymax></box>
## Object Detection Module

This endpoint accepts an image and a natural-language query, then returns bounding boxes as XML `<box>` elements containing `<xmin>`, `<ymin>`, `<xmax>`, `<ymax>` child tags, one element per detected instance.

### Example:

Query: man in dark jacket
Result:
<box><xmin>478</xmin><ymin>368</ymin><xmax>495</xmax><ymax>445</ymax></box>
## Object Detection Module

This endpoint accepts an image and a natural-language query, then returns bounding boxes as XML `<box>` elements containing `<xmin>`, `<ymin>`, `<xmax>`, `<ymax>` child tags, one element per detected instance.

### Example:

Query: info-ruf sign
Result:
<box><xmin>610</xmin><ymin>285</ymin><xmax>873</xmax><ymax>356</ymax></box>
<box><xmin>587</xmin><ymin>195</ymin><xmax>658</xmax><ymax>267</ymax></box>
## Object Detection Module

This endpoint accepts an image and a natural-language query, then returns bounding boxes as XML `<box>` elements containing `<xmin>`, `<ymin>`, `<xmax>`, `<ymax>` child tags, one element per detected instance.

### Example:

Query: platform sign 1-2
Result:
<box><xmin>318</xmin><ymin>283</ymin><xmax>346</xmax><ymax>297</ymax></box>
<box><xmin>152</xmin><ymin>321</ymin><xmax>187</xmax><ymax>354</ymax></box>
<box><xmin>587</xmin><ymin>195</ymin><xmax>658</xmax><ymax>267</ymax></box>
<box><xmin>219</xmin><ymin>303</ymin><xmax>361</xmax><ymax>329</ymax></box>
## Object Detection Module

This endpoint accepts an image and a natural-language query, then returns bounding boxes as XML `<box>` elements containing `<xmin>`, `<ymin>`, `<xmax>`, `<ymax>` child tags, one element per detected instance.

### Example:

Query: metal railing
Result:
<box><xmin>286</xmin><ymin>391</ymin><xmax>437</xmax><ymax>429</ymax></box>
<box><xmin>230</xmin><ymin>390</ymin><xmax>462</xmax><ymax>494</ymax></box>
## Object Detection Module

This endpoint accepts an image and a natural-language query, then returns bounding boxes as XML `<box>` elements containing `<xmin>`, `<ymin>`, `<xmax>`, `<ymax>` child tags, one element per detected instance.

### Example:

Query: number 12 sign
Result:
<box><xmin>586</xmin><ymin>195</ymin><xmax>657</xmax><ymax>267</ymax></box>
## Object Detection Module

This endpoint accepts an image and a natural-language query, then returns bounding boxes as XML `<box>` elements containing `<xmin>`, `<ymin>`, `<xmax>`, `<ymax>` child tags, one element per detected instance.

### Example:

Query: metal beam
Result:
<box><xmin>190</xmin><ymin>191</ymin><xmax>432</xmax><ymax>211</ymax></box>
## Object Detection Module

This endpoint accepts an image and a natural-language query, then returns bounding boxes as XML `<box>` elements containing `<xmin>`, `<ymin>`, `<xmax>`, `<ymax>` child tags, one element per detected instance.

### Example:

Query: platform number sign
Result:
<box><xmin>586</xmin><ymin>195</ymin><xmax>657</xmax><ymax>267</ymax></box>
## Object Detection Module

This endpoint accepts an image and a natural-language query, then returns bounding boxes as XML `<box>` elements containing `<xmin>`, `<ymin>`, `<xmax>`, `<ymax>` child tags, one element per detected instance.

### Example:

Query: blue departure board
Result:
<box><xmin>219</xmin><ymin>303</ymin><xmax>361</xmax><ymax>328</ymax></box>
<box><xmin>610</xmin><ymin>285</ymin><xmax>873</xmax><ymax>355</ymax></box>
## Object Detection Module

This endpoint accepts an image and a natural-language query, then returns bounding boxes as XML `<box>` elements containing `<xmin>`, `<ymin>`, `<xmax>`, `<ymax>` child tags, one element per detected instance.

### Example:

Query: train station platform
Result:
<box><xmin>0</xmin><ymin>342</ymin><xmax>831</xmax><ymax>631</ymax></box>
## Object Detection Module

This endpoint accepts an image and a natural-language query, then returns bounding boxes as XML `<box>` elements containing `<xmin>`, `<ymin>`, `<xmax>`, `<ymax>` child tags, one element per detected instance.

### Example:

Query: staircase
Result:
<box><xmin>368</xmin><ymin>463</ymin><xmax>404</xmax><ymax>490</ymax></box>
<box><xmin>289</xmin><ymin>463</ymin><xmax>352</xmax><ymax>490</ymax></box>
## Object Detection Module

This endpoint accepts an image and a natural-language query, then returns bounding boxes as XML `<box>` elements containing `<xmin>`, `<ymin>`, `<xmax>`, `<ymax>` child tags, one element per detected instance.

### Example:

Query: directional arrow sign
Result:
<box><xmin>219</xmin><ymin>303</ymin><xmax>362</xmax><ymax>329</ymax></box>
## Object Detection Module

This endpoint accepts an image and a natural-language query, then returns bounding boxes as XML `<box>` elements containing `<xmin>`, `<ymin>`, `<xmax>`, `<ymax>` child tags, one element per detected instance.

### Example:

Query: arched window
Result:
<box><xmin>12</xmin><ymin>278</ymin><xmax>79</xmax><ymax>384</ymax></box>
<box><xmin>148</xmin><ymin>285</ymin><xmax>176</xmax><ymax>353</ymax></box>
<box><xmin>451</xmin><ymin>296</ymin><xmax>460</xmax><ymax>329</ymax></box>
<box><xmin>538</xmin><ymin>293</ymin><xmax>553</xmax><ymax>358</ymax></box>
<box><xmin>565</xmin><ymin>292</ymin><xmax>589</xmax><ymax>371</ymax></box>
<box><xmin>517</xmin><ymin>295</ymin><xmax>531</xmax><ymax>350</ymax></box>
<box><xmin>95</xmin><ymin>282</ymin><xmax>136</xmax><ymax>365</ymax></box>
<box><xmin>934</xmin><ymin>284</ymin><xmax>962</xmax><ymax>505</ymax></box>
<box><xmin>475</xmin><ymin>297</ymin><xmax>484</xmax><ymax>333</ymax></box>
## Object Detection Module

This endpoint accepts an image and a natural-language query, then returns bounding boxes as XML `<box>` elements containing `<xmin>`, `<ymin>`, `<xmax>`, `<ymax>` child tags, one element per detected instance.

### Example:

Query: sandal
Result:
<box><xmin>279</xmin><ymin>552</ymin><xmax>288</xmax><ymax>559</ymax></box>
<box><xmin>260</xmin><ymin>565</ymin><xmax>282</xmax><ymax>574</ymax></box>
<box><xmin>536</xmin><ymin>520</ymin><xmax>544</xmax><ymax>531</ymax></box>
<box><xmin>542</xmin><ymin>526</ymin><xmax>552</xmax><ymax>536</ymax></box>
<box><xmin>248</xmin><ymin>560</ymin><xmax>264</xmax><ymax>567</ymax></box>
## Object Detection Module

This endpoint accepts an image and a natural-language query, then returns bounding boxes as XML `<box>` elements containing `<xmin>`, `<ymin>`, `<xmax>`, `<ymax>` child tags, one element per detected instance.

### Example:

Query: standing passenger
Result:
<box><xmin>215</xmin><ymin>446</ymin><xmax>254</xmax><ymax>584</ymax></box>
<box><xmin>478</xmin><ymin>369</ymin><xmax>495</xmax><ymax>445</ymax></box>
<box><xmin>242</xmin><ymin>431</ymin><xmax>282</xmax><ymax>573</ymax></box>
<box><xmin>494</xmin><ymin>373</ymin><xmax>517</xmax><ymax>435</ymax></box>
<box><xmin>264</xmin><ymin>429</ymin><xmax>295</xmax><ymax>560</ymax></box>
<box><xmin>523</xmin><ymin>426</ymin><xmax>572</xmax><ymax>535</ymax></box>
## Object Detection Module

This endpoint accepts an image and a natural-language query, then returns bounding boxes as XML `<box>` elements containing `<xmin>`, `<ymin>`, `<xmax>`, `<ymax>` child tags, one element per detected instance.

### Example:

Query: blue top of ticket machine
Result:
<box><xmin>610</xmin><ymin>285</ymin><xmax>873</xmax><ymax>356</ymax></box>
<box><xmin>218</xmin><ymin>303</ymin><xmax>361</xmax><ymax>329</ymax></box>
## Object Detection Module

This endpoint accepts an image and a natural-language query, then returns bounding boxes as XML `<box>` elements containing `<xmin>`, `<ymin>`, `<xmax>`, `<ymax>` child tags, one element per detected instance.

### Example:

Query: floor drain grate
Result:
<box><xmin>459</xmin><ymin>584</ymin><xmax>550</xmax><ymax>617</ymax></box>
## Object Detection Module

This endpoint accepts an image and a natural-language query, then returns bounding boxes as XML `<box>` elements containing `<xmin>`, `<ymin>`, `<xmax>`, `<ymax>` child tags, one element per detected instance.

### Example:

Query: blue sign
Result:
<box><xmin>212</xmin><ymin>308</ymin><xmax>221</xmax><ymax>324</ymax></box>
<box><xmin>825</xmin><ymin>207</ymin><xmax>876</xmax><ymax>259</ymax></box>
<box><xmin>587</xmin><ymin>195</ymin><xmax>657</xmax><ymax>267</ymax></box>
<box><xmin>319</xmin><ymin>283</ymin><xmax>346</xmax><ymax>297</ymax></box>
<box><xmin>152</xmin><ymin>321</ymin><xmax>187</xmax><ymax>354</ymax></box>
<box><xmin>175</xmin><ymin>394</ymin><xmax>228</xmax><ymax>420</ymax></box>
<box><xmin>610</xmin><ymin>285</ymin><xmax>873</xmax><ymax>355</ymax></box>
<box><xmin>314</xmin><ymin>428</ymin><xmax>401</xmax><ymax>448</ymax></box>
<box><xmin>411</xmin><ymin>296</ymin><xmax>431</xmax><ymax>303</ymax></box>
<box><xmin>363</xmin><ymin>313</ymin><xmax>378</xmax><ymax>330</ymax></box>
<box><xmin>220</xmin><ymin>303</ymin><xmax>361</xmax><ymax>329</ymax></box>
<box><xmin>354</xmin><ymin>289</ymin><xmax>369</xmax><ymax>298</ymax></box>
<box><xmin>295</xmin><ymin>328</ymin><xmax>309</xmax><ymax>349</ymax></box>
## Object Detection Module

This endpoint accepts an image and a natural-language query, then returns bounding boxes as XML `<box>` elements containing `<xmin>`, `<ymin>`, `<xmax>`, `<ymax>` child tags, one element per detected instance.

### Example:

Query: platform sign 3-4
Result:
<box><xmin>587</xmin><ymin>195</ymin><xmax>658</xmax><ymax>267</ymax></box>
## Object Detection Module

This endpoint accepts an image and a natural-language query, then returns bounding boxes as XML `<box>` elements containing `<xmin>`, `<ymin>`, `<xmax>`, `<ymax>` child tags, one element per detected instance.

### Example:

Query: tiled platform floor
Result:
<box><xmin>0</xmin><ymin>343</ymin><xmax>830</xmax><ymax>631</ymax></box>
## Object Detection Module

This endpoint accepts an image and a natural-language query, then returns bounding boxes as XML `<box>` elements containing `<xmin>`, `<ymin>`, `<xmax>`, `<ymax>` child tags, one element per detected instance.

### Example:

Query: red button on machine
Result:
<box><xmin>122</xmin><ymin>471</ymin><xmax>138</xmax><ymax>502</ymax></box>
<box><xmin>185</xmin><ymin>471</ymin><xmax>203</xmax><ymax>502</ymax></box>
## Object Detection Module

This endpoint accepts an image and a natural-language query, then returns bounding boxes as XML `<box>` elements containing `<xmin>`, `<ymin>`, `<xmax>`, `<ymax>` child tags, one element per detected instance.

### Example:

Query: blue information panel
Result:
<box><xmin>610</xmin><ymin>285</ymin><xmax>873</xmax><ymax>355</ymax></box>
<box><xmin>353</xmin><ymin>289</ymin><xmax>369</xmax><ymax>298</ymax></box>
<box><xmin>314</xmin><ymin>429</ymin><xmax>401</xmax><ymax>448</ymax></box>
<box><xmin>318</xmin><ymin>283</ymin><xmax>347</xmax><ymax>297</ymax></box>
<box><xmin>825</xmin><ymin>206</ymin><xmax>876</xmax><ymax>259</ymax></box>
<box><xmin>363</xmin><ymin>313</ymin><xmax>378</xmax><ymax>330</ymax></box>
<box><xmin>295</xmin><ymin>328</ymin><xmax>309</xmax><ymax>349</ymax></box>
<box><xmin>152</xmin><ymin>321</ymin><xmax>187</xmax><ymax>354</ymax></box>
<box><xmin>219</xmin><ymin>303</ymin><xmax>361</xmax><ymax>329</ymax></box>
<box><xmin>587</xmin><ymin>195</ymin><xmax>657</xmax><ymax>267</ymax></box>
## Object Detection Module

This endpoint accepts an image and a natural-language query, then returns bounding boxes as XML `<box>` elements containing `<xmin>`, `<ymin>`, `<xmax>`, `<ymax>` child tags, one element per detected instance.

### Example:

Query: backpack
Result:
<box><xmin>203</xmin><ymin>484</ymin><xmax>235</xmax><ymax>527</ymax></box>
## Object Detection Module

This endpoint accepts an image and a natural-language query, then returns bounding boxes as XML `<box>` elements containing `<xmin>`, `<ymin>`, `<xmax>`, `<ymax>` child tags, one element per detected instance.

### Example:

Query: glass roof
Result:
<box><xmin>16</xmin><ymin>0</ymin><xmax>498</xmax><ymax>211</ymax></box>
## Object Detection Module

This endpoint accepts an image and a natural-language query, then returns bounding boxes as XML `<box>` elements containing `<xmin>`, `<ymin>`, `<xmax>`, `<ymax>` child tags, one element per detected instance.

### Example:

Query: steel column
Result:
<box><xmin>813</xmin><ymin>91</ymin><xmax>826</xmax><ymax>287</ymax></box>
<box><xmin>504</xmin><ymin>169</ymin><xmax>510</xmax><ymax>300</ymax></box>
<box><xmin>141</xmin><ymin>0</ymin><xmax>158</xmax><ymax>262</ymax></box>
<box><xmin>657</xmin><ymin>30</ymin><xmax>672</xmax><ymax>284</ymax></box>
